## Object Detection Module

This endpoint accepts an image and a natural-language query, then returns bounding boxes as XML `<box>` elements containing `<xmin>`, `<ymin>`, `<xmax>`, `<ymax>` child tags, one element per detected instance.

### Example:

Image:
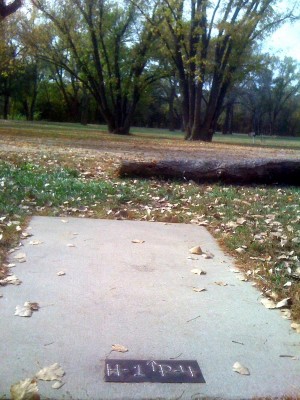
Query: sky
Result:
<box><xmin>263</xmin><ymin>0</ymin><xmax>300</xmax><ymax>62</ymax></box>
<box><xmin>264</xmin><ymin>19</ymin><xmax>300</xmax><ymax>62</ymax></box>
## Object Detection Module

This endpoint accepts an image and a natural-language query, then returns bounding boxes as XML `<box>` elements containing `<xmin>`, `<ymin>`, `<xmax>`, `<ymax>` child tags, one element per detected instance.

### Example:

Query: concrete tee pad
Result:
<box><xmin>1</xmin><ymin>217</ymin><xmax>300</xmax><ymax>399</ymax></box>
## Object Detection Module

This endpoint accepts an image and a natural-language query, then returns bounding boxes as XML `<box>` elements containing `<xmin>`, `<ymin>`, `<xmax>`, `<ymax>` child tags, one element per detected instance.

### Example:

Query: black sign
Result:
<box><xmin>104</xmin><ymin>359</ymin><xmax>205</xmax><ymax>383</ymax></box>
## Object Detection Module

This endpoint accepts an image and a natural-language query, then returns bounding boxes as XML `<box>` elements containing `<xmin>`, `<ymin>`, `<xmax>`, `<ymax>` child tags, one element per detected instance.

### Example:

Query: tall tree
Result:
<box><xmin>0</xmin><ymin>0</ymin><xmax>21</xmax><ymax>19</ymax></box>
<box><xmin>135</xmin><ymin>0</ymin><xmax>298</xmax><ymax>141</ymax></box>
<box><xmin>28</xmin><ymin>0</ymin><xmax>160</xmax><ymax>135</ymax></box>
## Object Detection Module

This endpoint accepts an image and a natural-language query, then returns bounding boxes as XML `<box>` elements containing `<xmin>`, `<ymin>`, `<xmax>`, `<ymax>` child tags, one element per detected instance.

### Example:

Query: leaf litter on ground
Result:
<box><xmin>10</xmin><ymin>378</ymin><xmax>40</xmax><ymax>400</ymax></box>
<box><xmin>111</xmin><ymin>344</ymin><xmax>128</xmax><ymax>353</ymax></box>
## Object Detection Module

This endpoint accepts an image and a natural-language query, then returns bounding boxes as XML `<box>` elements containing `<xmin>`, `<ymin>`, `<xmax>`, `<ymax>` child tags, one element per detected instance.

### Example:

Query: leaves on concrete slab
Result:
<box><xmin>189</xmin><ymin>246</ymin><xmax>202</xmax><ymax>255</ymax></box>
<box><xmin>201</xmin><ymin>251</ymin><xmax>214</xmax><ymax>259</ymax></box>
<box><xmin>232</xmin><ymin>362</ymin><xmax>250</xmax><ymax>376</ymax></box>
<box><xmin>191</xmin><ymin>268</ymin><xmax>206</xmax><ymax>275</ymax></box>
<box><xmin>13</xmin><ymin>252</ymin><xmax>27</xmax><ymax>263</ymax></box>
<box><xmin>15</xmin><ymin>304</ymin><xmax>33</xmax><ymax>317</ymax></box>
<box><xmin>214</xmin><ymin>281</ymin><xmax>228</xmax><ymax>286</ymax></box>
<box><xmin>29</xmin><ymin>240</ymin><xmax>43</xmax><ymax>246</ymax></box>
<box><xmin>131</xmin><ymin>239</ymin><xmax>145</xmax><ymax>244</ymax></box>
<box><xmin>15</xmin><ymin>302</ymin><xmax>39</xmax><ymax>317</ymax></box>
<box><xmin>192</xmin><ymin>287</ymin><xmax>206</xmax><ymax>292</ymax></box>
<box><xmin>291</xmin><ymin>323</ymin><xmax>300</xmax><ymax>333</ymax></box>
<box><xmin>111</xmin><ymin>344</ymin><xmax>128</xmax><ymax>353</ymax></box>
<box><xmin>10</xmin><ymin>378</ymin><xmax>40</xmax><ymax>400</ymax></box>
<box><xmin>261</xmin><ymin>297</ymin><xmax>276</xmax><ymax>309</ymax></box>
<box><xmin>35</xmin><ymin>363</ymin><xmax>65</xmax><ymax>381</ymax></box>
<box><xmin>52</xmin><ymin>381</ymin><xmax>65</xmax><ymax>389</ymax></box>
<box><xmin>0</xmin><ymin>274</ymin><xmax>22</xmax><ymax>286</ymax></box>
<box><xmin>276</xmin><ymin>298</ymin><xmax>291</xmax><ymax>309</ymax></box>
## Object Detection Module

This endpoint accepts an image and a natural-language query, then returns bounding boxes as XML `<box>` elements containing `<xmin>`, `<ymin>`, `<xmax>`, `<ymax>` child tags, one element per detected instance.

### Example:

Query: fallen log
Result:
<box><xmin>118</xmin><ymin>159</ymin><xmax>300</xmax><ymax>185</ymax></box>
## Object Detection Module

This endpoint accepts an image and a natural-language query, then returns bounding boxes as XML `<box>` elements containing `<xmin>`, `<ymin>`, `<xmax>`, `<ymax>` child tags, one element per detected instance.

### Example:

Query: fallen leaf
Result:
<box><xmin>189</xmin><ymin>246</ymin><xmax>202</xmax><ymax>255</ymax></box>
<box><xmin>214</xmin><ymin>281</ymin><xmax>228</xmax><ymax>286</ymax></box>
<box><xmin>261</xmin><ymin>297</ymin><xmax>276</xmax><ymax>309</ymax></box>
<box><xmin>8</xmin><ymin>263</ymin><xmax>16</xmax><ymax>268</ymax></box>
<box><xmin>202</xmin><ymin>252</ymin><xmax>214</xmax><ymax>259</ymax></box>
<box><xmin>291</xmin><ymin>323</ymin><xmax>300</xmax><ymax>333</ymax></box>
<box><xmin>66</xmin><ymin>244</ymin><xmax>75</xmax><ymax>247</ymax></box>
<box><xmin>57</xmin><ymin>271</ymin><xmax>66</xmax><ymax>276</ymax></box>
<box><xmin>61</xmin><ymin>219</ymin><xmax>68</xmax><ymax>223</ymax></box>
<box><xmin>276</xmin><ymin>298</ymin><xmax>291</xmax><ymax>309</ymax></box>
<box><xmin>232</xmin><ymin>362</ymin><xmax>250</xmax><ymax>375</ymax></box>
<box><xmin>14</xmin><ymin>253</ymin><xmax>26</xmax><ymax>262</ymax></box>
<box><xmin>281</xmin><ymin>309</ymin><xmax>291</xmax><ymax>320</ymax></box>
<box><xmin>235</xmin><ymin>247</ymin><xmax>246</xmax><ymax>254</ymax></box>
<box><xmin>28</xmin><ymin>302</ymin><xmax>40</xmax><ymax>311</ymax></box>
<box><xmin>29</xmin><ymin>240</ymin><xmax>43</xmax><ymax>246</ymax></box>
<box><xmin>35</xmin><ymin>363</ymin><xmax>65</xmax><ymax>381</ymax></box>
<box><xmin>236</xmin><ymin>218</ymin><xmax>247</xmax><ymax>225</ymax></box>
<box><xmin>51</xmin><ymin>381</ymin><xmax>64</xmax><ymax>389</ymax></box>
<box><xmin>111</xmin><ymin>344</ymin><xmax>128</xmax><ymax>353</ymax></box>
<box><xmin>15</xmin><ymin>303</ymin><xmax>33</xmax><ymax>317</ymax></box>
<box><xmin>131</xmin><ymin>239</ymin><xmax>145</xmax><ymax>244</ymax></box>
<box><xmin>229</xmin><ymin>268</ymin><xmax>240</xmax><ymax>273</ymax></box>
<box><xmin>0</xmin><ymin>275</ymin><xmax>22</xmax><ymax>286</ymax></box>
<box><xmin>193</xmin><ymin>287</ymin><xmax>206</xmax><ymax>292</ymax></box>
<box><xmin>191</xmin><ymin>268</ymin><xmax>206</xmax><ymax>275</ymax></box>
<box><xmin>21</xmin><ymin>232</ymin><xmax>32</xmax><ymax>239</ymax></box>
<box><xmin>283</xmin><ymin>281</ymin><xmax>292</xmax><ymax>287</ymax></box>
<box><xmin>10</xmin><ymin>378</ymin><xmax>40</xmax><ymax>400</ymax></box>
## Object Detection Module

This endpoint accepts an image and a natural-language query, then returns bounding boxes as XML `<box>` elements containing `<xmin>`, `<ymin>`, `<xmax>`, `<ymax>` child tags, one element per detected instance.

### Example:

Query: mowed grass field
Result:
<box><xmin>0</xmin><ymin>120</ymin><xmax>300</xmax><ymax>328</ymax></box>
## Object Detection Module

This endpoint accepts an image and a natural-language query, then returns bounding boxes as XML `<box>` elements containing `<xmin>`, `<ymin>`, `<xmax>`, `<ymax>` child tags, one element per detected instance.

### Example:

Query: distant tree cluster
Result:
<box><xmin>0</xmin><ymin>0</ymin><xmax>299</xmax><ymax>140</ymax></box>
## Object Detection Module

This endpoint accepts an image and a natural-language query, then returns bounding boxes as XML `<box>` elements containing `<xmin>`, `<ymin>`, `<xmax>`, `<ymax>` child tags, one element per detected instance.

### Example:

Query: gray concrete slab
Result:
<box><xmin>1</xmin><ymin>217</ymin><xmax>300</xmax><ymax>400</ymax></box>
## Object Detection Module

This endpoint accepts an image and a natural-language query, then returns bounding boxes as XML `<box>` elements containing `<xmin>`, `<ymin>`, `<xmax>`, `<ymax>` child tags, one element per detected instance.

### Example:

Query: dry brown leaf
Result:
<box><xmin>15</xmin><ymin>304</ymin><xmax>33</xmax><ymax>317</ymax></box>
<box><xmin>202</xmin><ymin>252</ymin><xmax>214</xmax><ymax>259</ymax></box>
<box><xmin>52</xmin><ymin>381</ymin><xmax>64</xmax><ymax>389</ymax></box>
<box><xmin>235</xmin><ymin>247</ymin><xmax>246</xmax><ymax>254</ymax></box>
<box><xmin>193</xmin><ymin>287</ymin><xmax>206</xmax><ymax>292</ymax></box>
<box><xmin>28</xmin><ymin>302</ymin><xmax>40</xmax><ymax>311</ymax></box>
<box><xmin>14</xmin><ymin>253</ymin><xmax>26</xmax><ymax>263</ymax></box>
<box><xmin>35</xmin><ymin>363</ymin><xmax>65</xmax><ymax>381</ymax></box>
<box><xmin>131</xmin><ymin>239</ymin><xmax>145</xmax><ymax>244</ymax></box>
<box><xmin>291</xmin><ymin>323</ymin><xmax>300</xmax><ymax>333</ymax></box>
<box><xmin>189</xmin><ymin>246</ymin><xmax>202</xmax><ymax>255</ymax></box>
<box><xmin>10</xmin><ymin>378</ymin><xmax>40</xmax><ymax>400</ymax></box>
<box><xmin>29</xmin><ymin>240</ymin><xmax>43</xmax><ymax>246</ymax></box>
<box><xmin>191</xmin><ymin>268</ymin><xmax>206</xmax><ymax>275</ymax></box>
<box><xmin>281</xmin><ymin>309</ymin><xmax>292</xmax><ymax>320</ymax></box>
<box><xmin>236</xmin><ymin>218</ymin><xmax>247</xmax><ymax>225</ymax></box>
<box><xmin>261</xmin><ymin>297</ymin><xmax>276</xmax><ymax>309</ymax></box>
<box><xmin>111</xmin><ymin>344</ymin><xmax>128</xmax><ymax>353</ymax></box>
<box><xmin>214</xmin><ymin>281</ymin><xmax>228</xmax><ymax>286</ymax></box>
<box><xmin>0</xmin><ymin>275</ymin><xmax>22</xmax><ymax>286</ymax></box>
<box><xmin>232</xmin><ymin>362</ymin><xmax>250</xmax><ymax>375</ymax></box>
<box><xmin>276</xmin><ymin>298</ymin><xmax>291</xmax><ymax>309</ymax></box>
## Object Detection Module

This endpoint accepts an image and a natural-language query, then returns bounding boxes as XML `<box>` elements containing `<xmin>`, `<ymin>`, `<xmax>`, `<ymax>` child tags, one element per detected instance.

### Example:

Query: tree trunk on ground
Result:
<box><xmin>119</xmin><ymin>159</ymin><xmax>300</xmax><ymax>186</ymax></box>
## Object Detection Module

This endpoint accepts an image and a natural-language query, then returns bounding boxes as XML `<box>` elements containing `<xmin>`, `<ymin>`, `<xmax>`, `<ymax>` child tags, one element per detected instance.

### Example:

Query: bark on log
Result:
<box><xmin>118</xmin><ymin>159</ymin><xmax>300</xmax><ymax>185</ymax></box>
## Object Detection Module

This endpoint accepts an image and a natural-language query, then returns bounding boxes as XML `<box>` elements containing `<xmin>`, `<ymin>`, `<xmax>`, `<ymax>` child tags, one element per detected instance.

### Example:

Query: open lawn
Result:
<box><xmin>0</xmin><ymin>120</ymin><xmax>300</xmax><ymax>326</ymax></box>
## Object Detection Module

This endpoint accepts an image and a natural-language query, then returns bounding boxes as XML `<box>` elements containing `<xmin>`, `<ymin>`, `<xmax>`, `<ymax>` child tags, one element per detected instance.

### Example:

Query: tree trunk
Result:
<box><xmin>119</xmin><ymin>159</ymin><xmax>300</xmax><ymax>186</ymax></box>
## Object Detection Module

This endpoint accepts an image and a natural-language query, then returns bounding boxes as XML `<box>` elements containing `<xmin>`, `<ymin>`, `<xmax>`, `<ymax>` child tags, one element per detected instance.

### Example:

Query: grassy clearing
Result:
<box><xmin>0</xmin><ymin>120</ymin><xmax>300</xmax><ymax>326</ymax></box>
<box><xmin>0</xmin><ymin>120</ymin><xmax>300</xmax><ymax>149</ymax></box>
